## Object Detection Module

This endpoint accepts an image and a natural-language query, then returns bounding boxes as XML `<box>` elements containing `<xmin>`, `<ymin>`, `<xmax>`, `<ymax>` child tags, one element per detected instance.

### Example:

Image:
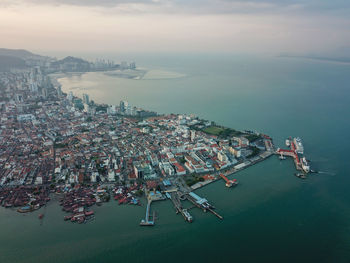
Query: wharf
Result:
<box><xmin>208</xmin><ymin>208</ymin><xmax>223</xmax><ymax>220</ymax></box>
<box><xmin>140</xmin><ymin>200</ymin><xmax>154</xmax><ymax>226</ymax></box>
<box><xmin>191</xmin><ymin>150</ymin><xmax>274</xmax><ymax>190</ymax></box>
<box><xmin>186</xmin><ymin>193</ymin><xmax>223</xmax><ymax>220</ymax></box>
<box><xmin>169</xmin><ymin>191</ymin><xmax>193</xmax><ymax>222</ymax></box>
<box><xmin>276</xmin><ymin>138</ymin><xmax>309</xmax><ymax>173</ymax></box>
<box><xmin>169</xmin><ymin>192</ymin><xmax>182</xmax><ymax>213</ymax></box>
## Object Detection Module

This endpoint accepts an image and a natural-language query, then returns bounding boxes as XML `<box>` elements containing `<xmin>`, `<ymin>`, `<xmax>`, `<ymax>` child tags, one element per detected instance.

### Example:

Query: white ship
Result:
<box><xmin>301</xmin><ymin>157</ymin><xmax>310</xmax><ymax>173</ymax></box>
<box><xmin>285</xmin><ymin>139</ymin><xmax>291</xmax><ymax>147</ymax></box>
<box><xmin>293</xmin><ymin>137</ymin><xmax>304</xmax><ymax>154</ymax></box>
<box><xmin>182</xmin><ymin>209</ymin><xmax>193</xmax><ymax>223</ymax></box>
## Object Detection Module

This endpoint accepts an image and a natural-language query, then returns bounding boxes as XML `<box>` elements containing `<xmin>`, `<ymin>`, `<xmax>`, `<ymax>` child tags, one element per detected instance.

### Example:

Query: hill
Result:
<box><xmin>51</xmin><ymin>56</ymin><xmax>91</xmax><ymax>72</ymax></box>
<box><xmin>0</xmin><ymin>48</ymin><xmax>41</xmax><ymax>59</ymax></box>
<box><xmin>0</xmin><ymin>55</ymin><xmax>27</xmax><ymax>72</ymax></box>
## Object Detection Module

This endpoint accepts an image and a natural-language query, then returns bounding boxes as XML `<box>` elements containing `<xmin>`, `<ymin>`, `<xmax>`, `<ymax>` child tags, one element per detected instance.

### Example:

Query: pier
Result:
<box><xmin>140</xmin><ymin>200</ymin><xmax>154</xmax><ymax>226</ymax></box>
<box><xmin>207</xmin><ymin>208</ymin><xmax>223</xmax><ymax>220</ymax></box>
<box><xmin>186</xmin><ymin>192</ymin><xmax>223</xmax><ymax>220</ymax></box>
<box><xmin>170</xmin><ymin>192</ymin><xmax>182</xmax><ymax>213</ymax></box>
<box><xmin>191</xmin><ymin>150</ymin><xmax>274</xmax><ymax>190</ymax></box>
<box><xmin>276</xmin><ymin>138</ymin><xmax>310</xmax><ymax>174</ymax></box>
<box><xmin>170</xmin><ymin>191</ymin><xmax>193</xmax><ymax>222</ymax></box>
<box><xmin>219</xmin><ymin>173</ymin><xmax>238</xmax><ymax>188</ymax></box>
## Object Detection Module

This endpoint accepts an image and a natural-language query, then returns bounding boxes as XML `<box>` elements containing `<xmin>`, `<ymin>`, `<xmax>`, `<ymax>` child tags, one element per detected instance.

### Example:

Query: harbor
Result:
<box><xmin>144</xmin><ymin>176</ymin><xmax>225</xmax><ymax>225</ymax></box>
<box><xmin>140</xmin><ymin>200</ymin><xmax>155</xmax><ymax>226</ymax></box>
<box><xmin>276</xmin><ymin>137</ymin><xmax>311</xmax><ymax>177</ymax></box>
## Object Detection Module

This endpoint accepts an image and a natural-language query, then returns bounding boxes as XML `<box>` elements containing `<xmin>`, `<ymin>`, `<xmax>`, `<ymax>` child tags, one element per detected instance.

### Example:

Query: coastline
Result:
<box><xmin>191</xmin><ymin>151</ymin><xmax>274</xmax><ymax>190</ymax></box>
<box><xmin>1</xmin><ymin>58</ymin><xmax>312</xmax><ymax>228</ymax></box>
<box><xmin>0</xmin><ymin>79</ymin><xmax>277</xmax><ymax>225</ymax></box>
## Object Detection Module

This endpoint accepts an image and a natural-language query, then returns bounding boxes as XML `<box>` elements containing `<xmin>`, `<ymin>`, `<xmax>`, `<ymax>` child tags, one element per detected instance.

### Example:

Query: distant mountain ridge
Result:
<box><xmin>0</xmin><ymin>48</ymin><xmax>118</xmax><ymax>72</ymax></box>
<box><xmin>58</xmin><ymin>56</ymin><xmax>88</xmax><ymax>64</ymax></box>
<box><xmin>278</xmin><ymin>53</ymin><xmax>350</xmax><ymax>64</ymax></box>
<box><xmin>0</xmin><ymin>48</ymin><xmax>49</xmax><ymax>72</ymax></box>
<box><xmin>0</xmin><ymin>48</ymin><xmax>43</xmax><ymax>59</ymax></box>
<box><xmin>0</xmin><ymin>55</ymin><xmax>27</xmax><ymax>72</ymax></box>
<box><xmin>51</xmin><ymin>56</ymin><xmax>91</xmax><ymax>72</ymax></box>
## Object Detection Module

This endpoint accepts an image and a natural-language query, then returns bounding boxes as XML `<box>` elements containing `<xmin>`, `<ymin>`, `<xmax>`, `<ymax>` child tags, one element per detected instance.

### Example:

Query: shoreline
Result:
<box><xmin>50</xmin><ymin>67</ymin><xmax>188</xmax><ymax>85</ymax></box>
<box><xmin>191</xmin><ymin>151</ymin><xmax>274</xmax><ymax>190</ymax></box>
<box><xmin>1</xmin><ymin>66</ymin><xmax>282</xmax><ymax>227</ymax></box>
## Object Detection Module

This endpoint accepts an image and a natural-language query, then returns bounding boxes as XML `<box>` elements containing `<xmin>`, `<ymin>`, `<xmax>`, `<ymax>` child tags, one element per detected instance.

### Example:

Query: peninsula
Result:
<box><xmin>0</xmin><ymin>50</ymin><xmax>303</xmax><ymax>225</ymax></box>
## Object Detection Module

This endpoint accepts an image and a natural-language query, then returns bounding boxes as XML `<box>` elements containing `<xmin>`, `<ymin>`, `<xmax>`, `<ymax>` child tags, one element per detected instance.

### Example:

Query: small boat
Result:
<box><xmin>295</xmin><ymin>173</ymin><xmax>306</xmax><ymax>179</ymax></box>
<box><xmin>279</xmin><ymin>155</ymin><xmax>286</xmax><ymax>160</ymax></box>
<box><xmin>17</xmin><ymin>206</ymin><xmax>32</xmax><ymax>213</ymax></box>
<box><xmin>38</xmin><ymin>214</ymin><xmax>44</xmax><ymax>219</ymax></box>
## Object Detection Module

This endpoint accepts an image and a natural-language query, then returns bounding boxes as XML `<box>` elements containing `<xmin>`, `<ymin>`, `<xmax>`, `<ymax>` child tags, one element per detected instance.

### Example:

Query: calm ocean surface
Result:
<box><xmin>1</xmin><ymin>54</ymin><xmax>350</xmax><ymax>263</ymax></box>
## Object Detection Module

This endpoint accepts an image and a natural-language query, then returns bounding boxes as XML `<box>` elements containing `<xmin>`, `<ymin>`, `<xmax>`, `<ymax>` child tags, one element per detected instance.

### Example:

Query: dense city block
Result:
<box><xmin>0</xmin><ymin>64</ymin><xmax>275</xmax><ymax>224</ymax></box>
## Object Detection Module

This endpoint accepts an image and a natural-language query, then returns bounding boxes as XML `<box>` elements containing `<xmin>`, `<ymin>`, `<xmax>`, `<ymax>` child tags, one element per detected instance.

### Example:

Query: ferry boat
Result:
<box><xmin>301</xmin><ymin>157</ymin><xmax>310</xmax><ymax>173</ymax></box>
<box><xmin>226</xmin><ymin>179</ymin><xmax>238</xmax><ymax>188</ymax></box>
<box><xmin>182</xmin><ymin>209</ymin><xmax>193</xmax><ymax>223</ymax></box>
<box><xmin>285</xmin><ymin>139</ymin><xmax>291</xmax><ymax>147</ymax></box>
<box><xmin>17</xmin><ymin>205</ymin><xmax>32</xmax><ymax>213</ymax></box>
<box><xmin>140</xmin><ymin>219</ymin><xmax>154</xmax><ymax>226</ymax></box>
<box><xmin>293</xmin><ymin>137</ymin><xmax>304</xmax><ymax>154</ymax></box>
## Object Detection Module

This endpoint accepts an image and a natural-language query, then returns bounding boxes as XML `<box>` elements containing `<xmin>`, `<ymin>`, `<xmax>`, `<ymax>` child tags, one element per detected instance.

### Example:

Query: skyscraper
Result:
<box><xmin>120</xmin><ymin>100</ymin><xmax>128</xmax><ymax>113</ymax></box>
<box><xmin>41</xmin><ymin>87</ymin><xmax>48</xmax><ymax>99</ymax></box>
<box><xmin>67</xmin><ymin>91</ymin><xmax>73</xmax><ymax>101</ymax></box>
<box><xmin>191</xmin><ymin>130</ymin><xmax>196</xmax><ymax>142</ymax></box>
<box><xmin>83</xmin><ymin>93</ymin><xmax>89</xmax><ymax>104</ymax></box>
<box><xmin>57</xmin><ymin>85</ymin><xmax>62</xmax><ymax>98</ymax></box>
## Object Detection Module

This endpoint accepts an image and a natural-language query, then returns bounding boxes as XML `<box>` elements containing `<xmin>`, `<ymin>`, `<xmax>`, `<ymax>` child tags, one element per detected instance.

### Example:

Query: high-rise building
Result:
<box><xmin>191</xmin><ymin>130</ymin><xmax>196</xmax><ymax>142</ymax></box>
<box><xmin>67</xmin><ymin>91</ymin><xmax>73</xmax><ymax>101</ymax></box>
<box><xmin>30</xmin><ymin>82</ymin><xmax>38</xmax><ymax>93</ymax></box>
<box><xmin>83</xmin><ymin>93</ymin><xmax>89</xmax><ymax>104</ymax></box>
<box><xmin>57</xmin><ymin>85</ymin><xmax>62</xmax><ymax>98</ymax></box>
<box><xmin>129</xmin><ymin>62</ymin><xmax>136</xmax><ymax>69</ymax></box>
<box><xmin>120</xmin><ymin>61</ymin><xmax>128</xmax><ymax>70</ymax></box>
<box><xmin>132</xmin><ymin>107</ymin><xmax>137</xmax><ymax>116</ymax></box>
<box><xmin>15</xmin><ymin>94</ymin><xmax>24</xmax><ymax>103</ymax></box>
<box><xmin>120</xmin><ymin>100</ymin><xmax>128</xmax><ymax>113</ymax></box>
<box><xmin>126</xmin><ymin>105</ymin><xmax>132</xmax><ymax>115</ymax></box>
<box><xmin>41</xmin><ymin>87</ymin><xmax>48</xmax><ymax>99</ymax></box>
<box><xmin>107</xmin><ymin>105</ymin><xmax>117</xmax><ymax>115</ymax></box>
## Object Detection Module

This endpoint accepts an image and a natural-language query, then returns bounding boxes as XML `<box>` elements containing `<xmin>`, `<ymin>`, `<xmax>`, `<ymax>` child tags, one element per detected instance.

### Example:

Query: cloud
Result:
<box><xmin>0</xmin><ymin>0</ymin><xmax>349</xmax><ymax>55</ymax></box>
<box><xmin>2</xmin><ymin>0</ymin><xmax>349</xmax><ymax>16</ymax></box>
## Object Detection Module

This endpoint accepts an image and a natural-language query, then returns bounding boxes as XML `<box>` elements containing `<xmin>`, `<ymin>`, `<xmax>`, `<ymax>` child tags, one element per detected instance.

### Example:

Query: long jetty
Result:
<box><xmin>140</xmin><ymin>200</ymin><xmax>154</xmax><ymax>226</ymax></box>
<box><xmin>186</xmin><ymin>193</ymin><xmax>223</xmax><ymax>220</ymax></box>
<box><xmin>170</xmin><ymin>192</ymin><xmax>193</xmax><ymax>222</ymax></box>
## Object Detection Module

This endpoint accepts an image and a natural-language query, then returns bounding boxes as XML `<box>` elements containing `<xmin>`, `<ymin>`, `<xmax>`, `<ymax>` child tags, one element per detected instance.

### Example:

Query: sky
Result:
<box><xmin>0</xmin><ymin>0</ymin><xmax>350</xmax><ymax>56</ymax></box>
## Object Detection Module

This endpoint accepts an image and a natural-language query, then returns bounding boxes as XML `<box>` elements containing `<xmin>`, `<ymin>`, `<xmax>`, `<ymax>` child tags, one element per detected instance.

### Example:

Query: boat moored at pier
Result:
<box><xmin>277</xmin><ymin>137</ymin><xmax>311</xmax><ymax>175</ymax></box>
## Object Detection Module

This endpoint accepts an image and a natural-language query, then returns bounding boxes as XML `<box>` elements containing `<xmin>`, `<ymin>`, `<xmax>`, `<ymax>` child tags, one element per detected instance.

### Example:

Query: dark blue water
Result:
<box><xmin>1</xmin><ymin>54</ymin><xmax>349</xmax><ymax>262</ymax></box>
